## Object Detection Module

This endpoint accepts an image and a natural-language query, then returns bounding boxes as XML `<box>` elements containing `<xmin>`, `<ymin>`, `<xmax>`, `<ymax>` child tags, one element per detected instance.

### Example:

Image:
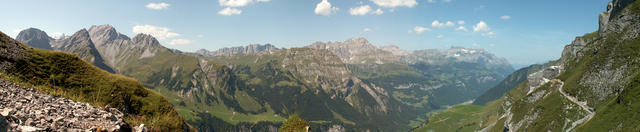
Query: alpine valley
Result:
<box><xmin>10</xmin><ymin>25</ymin><xmax>513</xmax><ymax>131</ymax></box>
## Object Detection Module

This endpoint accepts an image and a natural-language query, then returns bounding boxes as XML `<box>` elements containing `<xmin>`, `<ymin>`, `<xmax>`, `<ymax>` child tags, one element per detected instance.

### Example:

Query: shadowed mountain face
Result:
<box><xmin>417</xmin><ymin>0</ymin><xmax>640</xmax><ymax>131</ymax></box>
<box><xmin>17</xmin><ymin>25</ymin><xmax>514</xmax><ymax>131</ymax></box>
<box><xmin>16</xmin><ymin>28</ymin><xmax>52</xmax><ymax>50</ymax></box>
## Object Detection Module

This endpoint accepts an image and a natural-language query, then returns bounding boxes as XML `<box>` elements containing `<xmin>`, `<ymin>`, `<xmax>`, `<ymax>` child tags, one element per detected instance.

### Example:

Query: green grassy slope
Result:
<box><xmin>416</xmin><ymin>1</ymin><xmax>640</xmax><ymax>131</ymax></box>
<box><xmin>0</xmin><ymin>31</ymin><xmax>188</xmax><ymax>131</ymax></box>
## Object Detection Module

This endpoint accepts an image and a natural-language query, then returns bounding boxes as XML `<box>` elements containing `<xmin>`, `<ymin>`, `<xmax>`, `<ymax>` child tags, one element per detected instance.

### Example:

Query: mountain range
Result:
<box><xmin>14</xmin><ymin>24</ymin><xmax>513</xmax><ymax>131</ymax></box>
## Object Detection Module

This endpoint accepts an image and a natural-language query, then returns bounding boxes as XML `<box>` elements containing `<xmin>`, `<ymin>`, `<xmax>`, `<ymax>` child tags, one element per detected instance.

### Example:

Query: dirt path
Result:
<box><xmin>554</xmin><ymin>79</ymin><xmax>594</xmax><ymax>131</ymax></box>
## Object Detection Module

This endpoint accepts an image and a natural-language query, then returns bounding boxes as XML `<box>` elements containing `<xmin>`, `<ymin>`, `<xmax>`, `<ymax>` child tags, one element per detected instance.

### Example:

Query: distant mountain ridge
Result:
<box><xmin>194</xmin><ymin>44</ymin><xmax>279</xmax><ymax>56</ymax></box>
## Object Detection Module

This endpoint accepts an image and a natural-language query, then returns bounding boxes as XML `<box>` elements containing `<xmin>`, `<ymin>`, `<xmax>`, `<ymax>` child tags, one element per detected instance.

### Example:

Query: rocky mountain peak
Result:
<box><xmin>132</xmin><ymin>33</ymin><xmax>160</xmax><ymax>47</ymax></box>
<box><xmin>310</xmin><ymin>38</ymin><xmax>376</xmax><ymax>50</ymax></box>
<box><xmin>69</xmin><ymin>29</ymin><xmax>91</xmax><ymax>41</ymax></box>
<box><xmin>15</xmin><ymin>28</ymin><xmax>52</xmax><ymax>50</ymax></box>
<box><xmin>88</xmin><ymin>24</ymin><xmax>130</xmax><ymax>46</ymax></box>
<box><xmin>343</xmin><ymin>37</ymin><xmax>372</xmax><ymax>46</ymax></box>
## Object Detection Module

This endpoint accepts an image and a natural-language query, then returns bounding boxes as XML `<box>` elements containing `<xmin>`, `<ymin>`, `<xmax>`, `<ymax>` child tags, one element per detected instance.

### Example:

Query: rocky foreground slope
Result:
<box><xmin>0</xmin><ymin>29</ymin><xmax>188</xmax><ymax>131</ymax></box>
<box><xmin>0</xmin><ymin>79</ymin><xmax>134</xmax><ymax>131</ymax></box>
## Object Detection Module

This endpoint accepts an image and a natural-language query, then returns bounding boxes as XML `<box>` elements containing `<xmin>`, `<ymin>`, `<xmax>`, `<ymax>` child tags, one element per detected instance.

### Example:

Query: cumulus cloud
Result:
<box><xmin>473</xmin><ymin>21</ymin><xmax>490</xmax><ymax>32</ymax></box>
<box><xmin>500</xmin><ymin>15</ymin><xmax>511</xmax><ymax>20</ymax></box>
<box><xmin>457</xmin><ymin>20</ymin><xmax>465</xmax><ymax>25</ymax></box>
<box><xmin>409</xmin><ymin>26</ymin><xmax>431</xmax><ymax>34</ymax></box>
<box><xmin>132</xmin><ymin>25</ymin><xmax>180</xmax><ymax>40</ymax></box>
<box><xmin>445</xmin><ymin>21</ymin><xmax>455</xmax><ymax>27</ymax></box>
<box><xmin>350</xmin><ymin>5</ymin><xmax>372</xmax><ymax>15</ymax></box>
<box><xmin>168</xmin><ymin>39</ymin><xmax>193</xmax><ymax>45</ymax></box>
<box><xmin>217</xmin><ymin>0</ymin><xmax>269</xmax><ymax>16</ymax></box>
<box><xmin>315</xmin><ymin>0</ymin><xmax>339</xmax><ymax>16</ymax></box>
<box><xmin>370</xmin><ymin>0</ymin><xmax>417</xmax><ymax>8</ymax></box>
<box><xmin>219</xmin><ymin>0</ymin><xmax>253</xmax><ymax>7</ymax></box>
<box><xmin>218</xmin><ymin>7</ymin><xmax>243</xmax><ymax>16</ymax></box>
<box><xmin>349</xmin><ymin>5</ymin><xmax>384</xmax><ymax>15</ymax></box>
<box><xmin>455</xmin><ymin>26</ymin><xmax>468</xmax><ymax>32</ymax></box>
<box><xmin>431</xmin><ymin>20</ymin><xmax>444</xmax><ymax>28</ymax></box>
<box><xmin>373</xmin><ymin>8</ymin><xmax>384</xmax><ymax>15</ymax></box>
<box><xmin>146</xmin><ymin>2</ymin><xmax>170</xmax><ymax>10</ymax></box>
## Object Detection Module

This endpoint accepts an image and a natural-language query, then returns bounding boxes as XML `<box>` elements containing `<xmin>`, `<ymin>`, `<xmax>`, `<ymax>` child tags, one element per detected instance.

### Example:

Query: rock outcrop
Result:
<box><xmin>0</xmin><ymin>79</ymin><xmax>131</xmax><ymax>131</ymax></box>
<box><xmin>195</xmin><ymin>44</ymin><xmax>279</xmax><ymax>57</ymax></box>
<box><xmin>15</xmin><ymin>28</ymin><xmax>53</xmax><ymax>50</ymax></box>
<box><xmin>599</xmin><ymin>0</ymin><xmax>638</xmax><ymax>35</ymax></box>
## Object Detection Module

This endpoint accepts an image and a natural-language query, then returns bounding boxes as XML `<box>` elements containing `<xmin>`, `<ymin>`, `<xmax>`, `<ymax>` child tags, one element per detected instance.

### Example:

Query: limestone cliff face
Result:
<box><xmin>195</xmin><ymin>44</ymin><xmax>279</xmax><ymax>57</ymax></box>
<box><xmin>307</xmin><ymin>38</ymin><xmax>400</xmax><ymax>64</ymax></box>
<box><xmin>486</xmin><ymin>0</ymin><xmax>640</xmax><ymax>131</ymax></box>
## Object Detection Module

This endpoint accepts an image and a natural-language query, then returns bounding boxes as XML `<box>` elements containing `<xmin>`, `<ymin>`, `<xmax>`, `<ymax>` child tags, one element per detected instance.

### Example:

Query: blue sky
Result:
<box><xmin>0</xmin><ymin>0</ymin><xmax>609</xmax><ymax>67</ymax></box>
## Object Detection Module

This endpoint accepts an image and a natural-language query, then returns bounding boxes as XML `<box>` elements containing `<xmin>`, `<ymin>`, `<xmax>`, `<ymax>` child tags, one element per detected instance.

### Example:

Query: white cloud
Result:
<box><xmin>500</xmin><ymin>15</ymin><xmax>511</xmax><ymax>20</ymax></box>
<box><xmin>132</xmin><ymin>25</ymin><xmax>180</xmax><ymax>40</ymax></box>
<box><xmin>489</xmin><ymin>43</ymin><xmax>496</xmax><ymax>47</ymax></box>
<box><xmin>481</xmin><ymin>31</ymin><xmax>495</xmax><ymax>38</ymax></box>
<box><xmin>218</xmin><ymin>7</ymin><xmax>243</xmax><ymax>16</ymax></box>
<box><xmin>409</xmin><ymin>26</ymin><xmax>431</xmax><ymax>34</ymax></box>
<box><xmin>146</xmin><ymin>2</ymin><xmax>170</xmax><ymax>10</ymax></box>
<box><xmin>455</xmin><ymin>26</ymin><xmax>468</xmax><ymax>32</ymax></box>
<box><xmin>443</xmin><ymin>0</ymin><xmax>452</xmax><ymax>2</ymax></box>
<box><xmin>436</xmin><ymin>35</ymin><xmax>444</xmax><ymax>38</ymax></box>
<box><xmin>219</xmin><ymin>0</ymin><xmax>253</xmax><ymax>7</ymax></box>
<box><xmin>197</xmin><ymin>34</ymin><xmax>204</xmax><ymax>38</ymax></box>
<box><xmin>315</xmin><ymin>0</ymin><xmax>339</xmax><ymax>16</ymax></box>
<box><xmin>360</xmin><ymin>28</ymin><xmax>373</xmax><ymax>34</ymax></box>
<box><xmin>363</xmin><ymin>28</ymin><xmax>373</xmax><ymax>32</ymax></box>
<box><xmin>51</xmin><ymin>32</ymin><xmax>64</xmax><ymax>39</ymax></box>
<box><xmin>472</xmin><ymin>43</ymin><xmax>479</xmax><ymax>47</ymax></box>
<box><xmin>256</xmin><ymin>0</ymin><xmax>270</xmax><ymax>2</ymax></box>
<box><xmin>445</xmin><ymin>21</ymin><xmax>455</xmax><ymax>27</ymax></box>
<box><xmin>431</xmin><ymin>20</ymin><xmax>444</xmax><ymax>28</ymax></box>
<box><xmin>427</xmin><ymin>0</ymin><xmax>436</xmax><ymax>3</ymax></box>
<box><xmin>349</xmin><ymin>5</ymin><xmax>372</xmax><ymax>15</ymax></box>
<box><xmin>457</xmin><ymin>20</ymin><xmax>465</xmax><ymax>25</ymax></box>
<box><xmin>370</xmin><ymin>0</ymin><xmax>417</xmax><ymax>8</ymax></box>
<box><xmin>349</xmin><ymin>5</ymin><xmax>383</xmax><ymax>15</ymax></box>
<box><xmin>473</xmin><ymin>21</ymin><xmax>490</xmax><ymax>32</ymax></box>
<box><xmin>373</xmin><ymin>8</ymin><xmax>384</xmax><ymax>15</ymax></box>
<box><xmin>168</xmin><ymin>39</ymin><xmax>193</xmax><ymax>45</ymax></box>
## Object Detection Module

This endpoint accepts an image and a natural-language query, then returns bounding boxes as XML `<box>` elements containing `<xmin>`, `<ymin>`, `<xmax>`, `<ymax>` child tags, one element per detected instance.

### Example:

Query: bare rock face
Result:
<box><xmin>195</xmin><ymin>44</ymin><xmax>279</xmax><ymax>57</ymax></box>
<box><xmin>599</xmin><ymin>0</ymin><xmax>638</xmax><ymax>35</ymax></box>
<box><xmin>0</xmin><ymin>79</ymin><xmax>133</xmax><ymax>131</ymax></box>
<box><xmin>15</xmin><ymin>28</ymin><xmax>53</xmax><ymax>50</ymax></box>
